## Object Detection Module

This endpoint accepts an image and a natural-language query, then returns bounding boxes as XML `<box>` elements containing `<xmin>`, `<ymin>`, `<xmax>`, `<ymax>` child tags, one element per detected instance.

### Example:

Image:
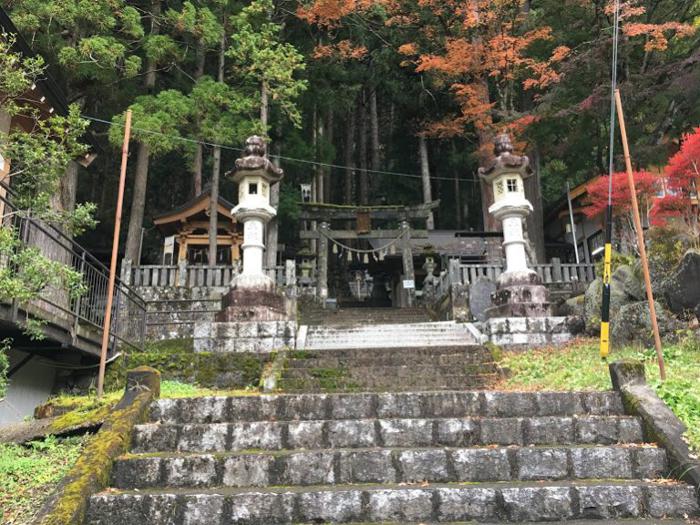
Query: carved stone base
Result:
<box><xmin>215</xmin><ymin>288</ymin><xmax>294</xmax><ymax>323</ymax></box>
<box><xmin>483</xmin><ymin>316</ymin><xmax>573</xmax><ymax>348</ymax></box>
<box><xmin>486</xmin><ymin>270</ymin><xmax>552</xmax><ymax>318</ymax></box>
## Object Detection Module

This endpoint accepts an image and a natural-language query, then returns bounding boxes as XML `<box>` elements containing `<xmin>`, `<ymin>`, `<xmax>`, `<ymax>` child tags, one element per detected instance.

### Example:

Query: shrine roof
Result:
<box><xmin>153</xmin><ymin>187</ymin><xmax>236</xmax><ymax>236</ymax></box>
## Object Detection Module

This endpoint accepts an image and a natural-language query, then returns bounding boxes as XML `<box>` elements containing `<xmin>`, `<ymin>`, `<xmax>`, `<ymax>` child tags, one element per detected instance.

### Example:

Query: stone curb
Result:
<box><xmin>609</xmin><ymin>361</ymin><xmax>700</xmax><ymax>491</ymax></box>
<box><xmin>32</xmin><ymin>367</ymin><xmax>160</xmax><ymax>525</ymax></box>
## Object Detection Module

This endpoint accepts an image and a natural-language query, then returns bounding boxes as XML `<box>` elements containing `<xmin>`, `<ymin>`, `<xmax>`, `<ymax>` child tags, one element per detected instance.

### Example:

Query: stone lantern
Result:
<box><xmin>229</xmin><ymin>136</ymin><xmax>283</xmax><ymax>290</ymax></box>
<box><xmin>479</xmin><ymin>134</ymin><xmax>551</xmax><ymax>318</ymax></box>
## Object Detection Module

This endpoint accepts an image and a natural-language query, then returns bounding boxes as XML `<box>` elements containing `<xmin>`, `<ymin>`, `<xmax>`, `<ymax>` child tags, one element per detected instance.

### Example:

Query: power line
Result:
<box><xmin>82</xmin><ymin>114</ymin><xmax>480</xmax><ymax>184</ymax></box>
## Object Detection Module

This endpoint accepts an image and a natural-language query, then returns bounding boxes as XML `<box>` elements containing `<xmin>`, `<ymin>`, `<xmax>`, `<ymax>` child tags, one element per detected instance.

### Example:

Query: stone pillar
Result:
<box><xmin>400</xmin><ymin>220</ymin><xmax>415</xmax><ymax>308</ymax></box>
<box><xmin>317</xmin><ymin>221</ymin><xmax>329</xmax><ymax>300</ymax></box>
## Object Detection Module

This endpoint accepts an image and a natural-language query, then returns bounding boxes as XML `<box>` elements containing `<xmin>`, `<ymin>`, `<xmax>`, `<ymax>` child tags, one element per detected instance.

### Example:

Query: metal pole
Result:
<box><xmin>614</xmin><ymin>90</ymin><xmax>666</xmax><ymax>380</ymax></box>
<box><xmin>97</xmin><ymin>109</ymin><xmax>132</xmax><ymax>396</ymax></box>
<box><xmin>566</xmin><ymin>181</ymin><xmax>580</xmax><ymax>264</ymax></box>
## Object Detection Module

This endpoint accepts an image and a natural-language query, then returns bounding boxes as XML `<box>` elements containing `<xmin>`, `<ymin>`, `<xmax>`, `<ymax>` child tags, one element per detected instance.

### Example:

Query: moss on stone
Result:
<box><xmin>104</xmin><ymin>346</ymin><xmax>267</xmax><ymax>392</ymax></box>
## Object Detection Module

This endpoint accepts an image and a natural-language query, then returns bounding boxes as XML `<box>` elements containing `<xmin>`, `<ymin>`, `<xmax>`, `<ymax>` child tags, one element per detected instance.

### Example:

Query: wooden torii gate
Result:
<box><xmin>299</xmin><ymin>201</ymin><xmax>439</xmax><ymax>307</ymax></box>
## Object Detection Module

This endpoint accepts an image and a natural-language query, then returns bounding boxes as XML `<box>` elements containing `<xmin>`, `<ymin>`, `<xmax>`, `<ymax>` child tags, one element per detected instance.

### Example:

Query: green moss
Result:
<box><xmin>104</xmin><ymin>346</ymin><xmax>267</xmax><ymax>392</ymax></box>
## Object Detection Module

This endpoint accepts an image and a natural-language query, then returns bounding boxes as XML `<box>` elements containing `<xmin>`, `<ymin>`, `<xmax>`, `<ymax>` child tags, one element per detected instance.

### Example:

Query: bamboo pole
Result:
<box><xmin>614</xmin><ymin>89</ymin><xmax>666</xmax><ymax>380</ymax></box>
<box><xmin>97</xmin><ymin>110</ymin><xmax>133</xmax><ymax>397</ymax></box>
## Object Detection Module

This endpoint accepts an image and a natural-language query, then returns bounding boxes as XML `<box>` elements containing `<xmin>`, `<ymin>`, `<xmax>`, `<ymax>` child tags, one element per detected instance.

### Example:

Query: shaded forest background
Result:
<box><xmin>3</xmin><ymin>0</ymin><xmax>700</xmax><ymax>263</ymax></box>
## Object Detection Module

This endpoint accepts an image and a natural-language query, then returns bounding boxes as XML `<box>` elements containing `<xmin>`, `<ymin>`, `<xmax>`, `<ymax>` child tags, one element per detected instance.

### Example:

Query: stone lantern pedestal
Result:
<box><xmin>194</xmin><ymin>136</ymin><xmax>296</xmax><ymax>353</ymax></box>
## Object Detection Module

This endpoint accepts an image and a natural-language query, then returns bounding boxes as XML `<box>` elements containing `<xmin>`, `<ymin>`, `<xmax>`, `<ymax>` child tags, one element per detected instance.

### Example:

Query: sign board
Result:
<box><xmin>356</xmin><ymin>211</ymin><xmax>371</xmax><ymax>234</ymax></box>
<box><xmin>163</xmin><ymin>236</ymin><xmax>175</xmax><ymax>265</ymax></box>
<box><xmin>403</xmin><ymin>279</ymin><xmax>415</xmax><ymax>289</ymax></box>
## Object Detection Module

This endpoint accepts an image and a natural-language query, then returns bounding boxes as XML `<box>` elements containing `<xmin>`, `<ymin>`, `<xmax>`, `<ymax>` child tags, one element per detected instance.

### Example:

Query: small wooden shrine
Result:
<box><xmin>153</xmin><ymin>187</ymin><xmax>243</xmax><ymax>265</ymax></box>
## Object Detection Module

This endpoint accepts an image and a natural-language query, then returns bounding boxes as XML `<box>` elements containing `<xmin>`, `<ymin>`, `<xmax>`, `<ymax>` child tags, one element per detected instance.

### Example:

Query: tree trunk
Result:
<box><xmin>344</xmin><ymin>107</ymin><xmax>356</xmax><ymax>204</ymax></box>
<box><xmin>359</xmin><ymin>92</ymin><xmax>368</xmax><ymax>205</ymax></box>
<box><xmin>260</xmin><ymin>81</ymin><xmax>269</xmax><ymax>130</ymax></box>
<box><xmin>419</xmin><ymin>136</ymin><xmax>434</xmax><ymax>230</ymax></box>
<box><xmin>370</xmin><ymin>87</ymin><xmax>380</xmax><ymax>174</ymax></box>
<box><xmin>192</xmin><ymin>39</ymin><xmax>206</xmax><ymax>196</ymax></box>
<box><xmin>125</xmin><ymin>0</ymin><xmax>160</xmax><ymax>264</ymax></box>
<box><xmin>208</xmin><ymin>33</ymin><xmax>226</xmax><ymax>266</ymax></box>
<box><xmin>324</xmin><ymin>110</ymin><xmax>334</xmax><ymax>203</ymax></box>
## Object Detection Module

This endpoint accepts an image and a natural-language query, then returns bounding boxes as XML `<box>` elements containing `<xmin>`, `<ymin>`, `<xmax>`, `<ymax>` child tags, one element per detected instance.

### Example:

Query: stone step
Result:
<box><xmin>285</xmin><ymin>353</ymin><xmax>492</xmax><ymax>369</ymax></box>
<box><xmin>133</xmin><ymin>415</ymin><xmax>644</xmax><ymax>453</ymax></box>
<box><xmin>149</xmin><ymin>391</ymin><xmax>626</xmax><ymax>424</ymax></box>
<box><xmin>86</xmin><ymin>481</ymin><xmax>700</xmax><ymax>524</ymax></box>
<box><xmin>277</xmin><ymin>373</ymin><xmax>497</xmax><ymax>392</ymax></box>
<box><xmin>288</xmin><ymin>345</ymin><xmax>491</xmax><ymax>361</ymax></box>
<box><xmin>112</xmin><ymin>445</ymin><xmax>669</xmax><ymax>490</ymax></box>
<box><xmin>282</xmin><ymin>364</ymin><xmax>496</xmax><ymax>380</ymax></box>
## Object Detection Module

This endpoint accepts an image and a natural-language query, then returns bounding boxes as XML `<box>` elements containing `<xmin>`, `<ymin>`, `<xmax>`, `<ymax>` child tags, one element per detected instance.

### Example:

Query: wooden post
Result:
<box><xmin>97</xmin><ymin>109</ymin><xmax>132</xmax><ymax>397</ymax></box>
<box><xmin>400</xmin><ymin>220</ymin><xmax>415</xmax><ymax>307</ymax></box>
<box><xmin>317</xmin><ymin>222</ymin><xmax>329</xmax><ymax>301</ymax></box>
<box><xmin>614</xmin><ymin>89</ymin><xmax>666</xmax><ymax>380</ymax></box>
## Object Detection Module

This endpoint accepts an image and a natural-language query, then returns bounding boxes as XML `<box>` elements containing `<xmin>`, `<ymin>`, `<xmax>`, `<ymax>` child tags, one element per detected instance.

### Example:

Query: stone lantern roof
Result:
<box><xmin>230</xmin><ymin>135</ymin><xmax>284</xmax><ymax>185</ymax></box>
<box><xmin>478</xmin><ymin>133</ymin><xmax>533</xmax><ymax>183</ymax></box>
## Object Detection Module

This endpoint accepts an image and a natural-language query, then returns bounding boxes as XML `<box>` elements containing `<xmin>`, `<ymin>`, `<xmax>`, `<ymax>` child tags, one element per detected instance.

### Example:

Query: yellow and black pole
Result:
<box><xmin>600</xmin><ymin>0</ymin><xmax>620</xmax><ymax>360</ymax></box>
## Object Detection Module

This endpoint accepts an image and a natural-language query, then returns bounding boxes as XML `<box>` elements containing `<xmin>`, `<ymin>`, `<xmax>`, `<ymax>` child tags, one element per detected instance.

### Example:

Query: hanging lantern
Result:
<box><xmin>347</xmin><ymin>250</ymin><xmax>353</xmax><ymax>262</ymax></box>
<box><xmin>390</xmin><ymin>244</ymin><xmax>396</xmax><ymax>256</ymax></box>
<box><xmin>363</xmin><ymin>253</ymin><xmax>369</xmax><ymax>264</ymax></box>
<box><xmin>332</xmin><ymin>243</ymin><xmax>338</xmax><ymax>255</ymax></box>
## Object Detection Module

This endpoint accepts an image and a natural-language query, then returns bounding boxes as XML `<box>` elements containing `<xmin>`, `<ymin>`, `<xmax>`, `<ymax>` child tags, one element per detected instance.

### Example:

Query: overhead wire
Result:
<box><xmin>81</xmin><ymin>114</ymin><xmax>480</xmax><ymax>184</ymax></box>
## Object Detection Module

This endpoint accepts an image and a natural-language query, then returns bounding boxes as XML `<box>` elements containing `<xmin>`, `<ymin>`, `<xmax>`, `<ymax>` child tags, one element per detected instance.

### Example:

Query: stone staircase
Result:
<box><xmin>87</xmin><ymin>390</ymin><xmax>700</xmax><ymax>524</ymax></box>
<box><xmin>301</xmin><ymin>306</ymin><xmax>432</xmax><ymax>327</ymax></box>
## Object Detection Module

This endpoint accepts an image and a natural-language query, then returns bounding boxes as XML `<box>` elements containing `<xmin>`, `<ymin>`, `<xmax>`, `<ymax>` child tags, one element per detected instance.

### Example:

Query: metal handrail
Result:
<box><xmin>0</xmin><ymin>186</ymin><xmax>146</xmax><ymax>352</ymax></box>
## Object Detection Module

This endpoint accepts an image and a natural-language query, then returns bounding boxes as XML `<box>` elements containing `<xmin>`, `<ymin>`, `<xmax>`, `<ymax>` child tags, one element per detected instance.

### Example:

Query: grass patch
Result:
<box><xmin>0</xmin><ymin>434</ymin><xmax>90</xmax><ymax>525</ymax></box>
<box><xmin>497</xmin><ymin>334</ymin><xmax>700</xmax><ymax>451</ymax></box>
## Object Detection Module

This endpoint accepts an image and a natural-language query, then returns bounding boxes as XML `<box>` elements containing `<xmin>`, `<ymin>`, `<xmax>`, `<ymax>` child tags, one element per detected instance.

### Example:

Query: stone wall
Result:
<box><xmin>135</xmin><ymin>286</ymin><xmax>228</xmax><ymax>341</ymax></box>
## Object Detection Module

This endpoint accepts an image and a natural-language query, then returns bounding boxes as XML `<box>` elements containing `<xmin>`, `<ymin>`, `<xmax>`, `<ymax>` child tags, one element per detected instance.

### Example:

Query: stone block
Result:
<box><xmin>576</xmin><ymin>485</ymin><xmax>642</xmax><ymax>519</ymax></box>
<box><xmin>228</xmin><ymin>396</ymin><xmax>262</xmax><ymax>421</ymax></box>
<box><xmin>222</xmin><ymin>455</ymin><xmax>272</xmax><ymax>487</ymax></box>
<box><xmin>338</xmin><ymin>450</ymin><xmax>395</xmax><ymax>484</ymax></box>
<box><xmin>228</xmin><ymin>491</ymin><xmax>295</xmax><ymax>523</ymax></box>
<box><xmin>527</xmin><ymin>417</ymin><xmax>574</xmax><ymax>445</ymax></box>
<box><xmin>178</xmin><ymin>424</ymin><xmax>228</xmax><ymax>452</ymax></box>
<box><xmin>508</xmin><ymin>317</ymin><xmax>528</xmax><ymax>333</ymax></box>
<box><xmin>329</xmin><ymin>393</ymin><xmax>375</xmax><ymax>419</ymax></box>
<box><xmin>436</xmin><ymin>418</ymin><xmax>479</xmax><ymax>447</ymax></box>
<box><xmin>230</xmin><ymin>421</ymin><xmax>283</xmax><ymax>450</ymax></box>
<box><xmin>133</xmin><ymin>424</ymin><xmax>178</xmax><ymax>453</ymax></box>
<box><xmin>484</xmin><ymin>392</ymin><xmax>538</xmax><ymax>417</ymax></box>
<box><xmin>278</xmin><ymin>394</ymin><xmax>328</xmax><ymax>420</ymax></box>
<box><xmin>298</xmin><ymin>490</ymin><xmax>363</xmax><ymax>523</ymax></box>
<box><xmin>163</xmin><ymin>455</ymin><xmax>218</xmax><ymax>487</ymax></box>
<box><xmin>527</xmin><ymin>317</ymin><xmax>547</xmax><ymax>332</ymax></box>
<box><xmin>112</xmin><ymin>457</ymin><xmax>162</xmax><ymax>489</ymax></box>
<box><xmin>634</xmin><ymin>447</ymin><xmax>668</xmax><ymax>478</ymax></box>
<box><xmin>376</xmin><ymin>392</ymin><xmax>424</xmax><ymax>418</ymax></box>
<box><xmin>646</xmin><ymin>485</ymin><xmax>700</xmax><ymax>517</ymax></box>
<box><xmin>150</xmin><ymin>398</ymin><xmax>178</xmax><ymax>423</ymax></box>
<box><xmin>584</xmin><ymin>392</ymin><xmax>624</xmax><ymax>415</ymax></box>
<box><xmin>517</xmin><ymin>448</ymin><xmax>568</xmax><ymax>480</ymax></box>
<box><xmin>536</xmin><ymin>392</ymin><xmax>585</xmax><ymax>416</ymax></box>
<box><xmin>452</xmin><ymin>448</ymin><xmax>510</xmax><ymax>481</ymax></box>
<box><xmin>552</xmin><ymin>333</ymin><xmax>572</xmax><ymax>344</ymax></box>
<box><xmin>286</xmin><ymin>421</ymin><xmax>325</xmax><ymax>449</ymax></box>
<box><xmin>397</xmin><ymin>449</ymin><xmax>449</xmax><ymax>482</ymax></box>
<box><xmin>571</xmin><ymin>447</ymin><xmax>632</xmax><ymax>479</ymax></box>
<box><xmin>500</xmin><ymin>486</ymin><xmax>573</xmax><ymax>521</ymax></box>
<box><xmin>188</xmin><ymin>397</ymin><xmax>228</xmax><ymax>424</ymax></box>
<box><xmin>378</xmin><ymin>419</ymin><xmax>433</xmax><ymax>447</ymax></box>
<box><xmin>182</xmin><ymin>494</ymin><xmax>225</xmax><ymax>525</ymax></box>
<box><xmin>481</xmin><ymin>417</ymin><xmax>523</xmax><ymax>445</ymax></box>
<box><xmin>487</xmin><ymin>318</ymin><xmax>509</xmax><ymax>335</ymax></box>
<box><xmin>618</xmin><ymin>417</ymin><xmax>644</xmax><ymax>443</ymax></box>
<box><xmin>575</xmin><ymin>416</ymin><xmax>620</xmax><ymax>444</ymax></box>
<box><xmin>437</xmin><ymin>488</ymin><xmax>499</xmax><ymax>521</ymax></box>
<box><xmin>367</xmin><ymin>489</ymin><xmax>433</xmax><ymax>521</ymax></box>
<box><xmin>422</xmin><ymin>392</ymin><xmax>480</xmax><ymax>418</ymax></box>
<box><xmin>327</xmin><ymin>420</ymin><xmax>376</xmax><ymax>448</ymax></box>
<box><xmin>281</xmin><ymin>451</ymin><xmax>335</xmax><ymax>485</ymax></box>
<box><xmin>257</xmin><ymin>321</ymin><xmax>276</xmax><ymax>337</ymax></box>
<box><xmin>237</xmin><ymin>322</ymin><xmax>258</xmax><ymax>338</ymax></box>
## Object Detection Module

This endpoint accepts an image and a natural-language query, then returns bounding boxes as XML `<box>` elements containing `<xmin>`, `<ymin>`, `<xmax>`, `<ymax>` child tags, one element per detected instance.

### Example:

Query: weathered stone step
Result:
<box><xmin>150</xmin><ymin>391</ymin><xmax>626</xmax><ymax>424</ymax></box>
<box><xmin>277</xmin><ymin>373</ymin><xmax>496</xmax><ymax>392</ymax></box>
<box><xmin>112</xmin><ymin>444</ymin><xmax>668</xmax><ymax>490</ymax></box>
<box><xmin>283</xmin><ymin>364</ymin><xmax>495</xmax><ymax>380</ymax></box>
<box><xmin>288</xmin><ymin>345</ymin><xmax>491</xmax><ymax>360</ymax></box>
<box><xmin>133</xmin><ymin>415</ymin><xmax>644</xmax><ymax>453</ymax></box>
<box><xmin>87</xmin><ymin>480</ymin><xmax>700</xmax><ymax>524</ymax></box>
<box><xmin>286</xmin><ymin>351</ymin><xmax>493</xmax><ymax>369</ymax></box>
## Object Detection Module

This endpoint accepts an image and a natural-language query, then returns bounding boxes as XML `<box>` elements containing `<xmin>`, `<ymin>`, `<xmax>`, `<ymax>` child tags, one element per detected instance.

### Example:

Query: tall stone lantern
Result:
<box><xmin>229</xmin><ymin>136</ymin><xmax>283</xmax><ymax>290</ymax></box>
<box><xmin>479</xmin><ymin>134</ymin><xmax>551</xmax><ymax>318</ymax></box>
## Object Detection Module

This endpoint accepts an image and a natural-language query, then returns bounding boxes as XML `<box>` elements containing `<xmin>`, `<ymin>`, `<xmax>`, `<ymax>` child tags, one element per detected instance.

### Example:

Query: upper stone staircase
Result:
<box><xmin>87</xmin><ymin>390</ymin><xmax>700</xmax><ymax>524</ymax></box>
